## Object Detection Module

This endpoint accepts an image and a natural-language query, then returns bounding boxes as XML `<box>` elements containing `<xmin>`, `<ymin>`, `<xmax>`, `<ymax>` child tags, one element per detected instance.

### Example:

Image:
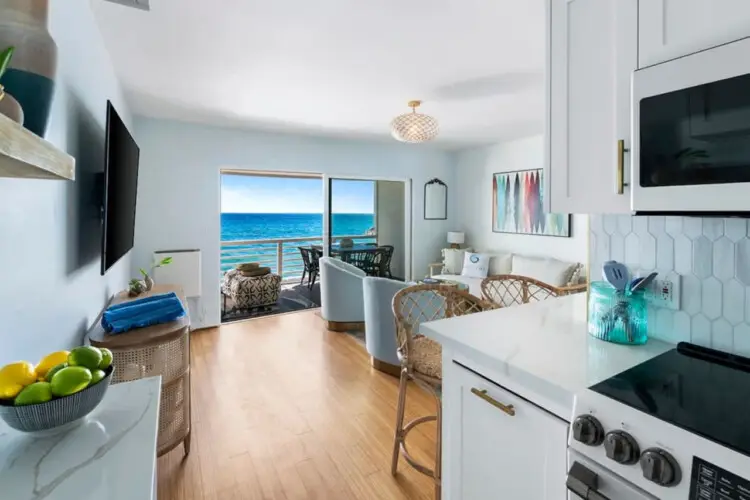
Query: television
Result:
<box><xmin>100</xmin><ymin>101</ymin><xmax>140</xmax><ymax>275</ymax></box>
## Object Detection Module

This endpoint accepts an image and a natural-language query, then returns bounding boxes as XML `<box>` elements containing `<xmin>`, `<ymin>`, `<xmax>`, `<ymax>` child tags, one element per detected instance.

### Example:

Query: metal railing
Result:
<box><xmin>220</xmin><ymin>234</ymin><xmax>377</xmax><ymax>283</ymax></box>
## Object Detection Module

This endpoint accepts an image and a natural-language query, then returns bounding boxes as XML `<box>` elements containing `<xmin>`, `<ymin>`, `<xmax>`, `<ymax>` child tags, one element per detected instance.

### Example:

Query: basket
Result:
<box><xmin>0</xmin><ymin>366</ymin><xmax>114</xmax><ymax>432</ymax></box>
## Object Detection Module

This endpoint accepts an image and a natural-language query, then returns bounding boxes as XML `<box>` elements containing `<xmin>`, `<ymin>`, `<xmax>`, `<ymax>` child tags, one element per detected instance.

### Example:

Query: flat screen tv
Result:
<box><xmin>100</xmin><ymin>101</ymin><xmax>140</xmax><ymax>275</ymax></box>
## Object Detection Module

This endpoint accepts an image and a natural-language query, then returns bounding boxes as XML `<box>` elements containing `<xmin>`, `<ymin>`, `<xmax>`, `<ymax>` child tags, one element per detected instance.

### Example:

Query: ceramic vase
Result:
<box><xmin>144</xmin><ymin>274</ymin><xmax>155</xmax><ymax>291</ymax></box>
<box><xmin>0</xmin><ymin>90</ymin><xmax>24</xmax><ymax>124</ymax></box>
<box><xmin>0</xmin><ymin>0</ymin><xmax>57</xmax><ymax>137</ymax></box>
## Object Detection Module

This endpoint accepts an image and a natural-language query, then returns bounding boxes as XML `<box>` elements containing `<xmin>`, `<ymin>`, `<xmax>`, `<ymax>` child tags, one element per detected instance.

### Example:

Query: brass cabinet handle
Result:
<box><xmin>471</xmin><ymin>388</ymin><xmax>516</xmax><ymax>416</ymax></box>
<box><xmin>617</xmin><ymin>139</ymin><xmax>630</xmax><ymax>195</ymax></box>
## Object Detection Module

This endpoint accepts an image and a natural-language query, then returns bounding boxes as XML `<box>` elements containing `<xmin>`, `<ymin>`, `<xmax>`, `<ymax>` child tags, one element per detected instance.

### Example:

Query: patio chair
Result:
<box><xmin>298</xmin><ymin>246</ymin><xmax>322</xmax><ymax>290</ymax></box>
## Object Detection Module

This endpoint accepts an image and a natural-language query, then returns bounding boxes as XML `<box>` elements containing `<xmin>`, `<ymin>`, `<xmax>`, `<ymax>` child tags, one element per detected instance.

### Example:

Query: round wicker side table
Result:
<box><xmin>89</xmin><ymin>285</ymin><xmax>191</xmax><ymax>457</ymax></box>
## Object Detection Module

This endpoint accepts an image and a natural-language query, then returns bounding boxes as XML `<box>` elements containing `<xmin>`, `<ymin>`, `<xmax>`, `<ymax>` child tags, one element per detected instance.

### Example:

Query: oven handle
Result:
<box><xmin>567</xmin><ymin>461</ymin><xmax>611</xmax><ymax>500</ymax></box>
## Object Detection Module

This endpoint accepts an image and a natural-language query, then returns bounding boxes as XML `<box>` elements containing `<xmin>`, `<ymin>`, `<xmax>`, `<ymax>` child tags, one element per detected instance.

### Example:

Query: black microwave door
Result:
<box><xmin>639</xmin><ymin>73</ymin><xmax>750</xmax><ymax>188</ymax></box>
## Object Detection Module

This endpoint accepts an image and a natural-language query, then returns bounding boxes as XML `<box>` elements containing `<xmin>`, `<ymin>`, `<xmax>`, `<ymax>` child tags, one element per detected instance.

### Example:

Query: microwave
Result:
<box><xmin>632</xmin><ymin>36</ymin><xmax>750</xmax><ymax>214</ymax></box>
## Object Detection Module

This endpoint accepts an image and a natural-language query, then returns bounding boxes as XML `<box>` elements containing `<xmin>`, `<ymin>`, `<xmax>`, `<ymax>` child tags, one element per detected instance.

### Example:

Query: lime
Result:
<box><xmin>68</xmin><ymin>346</ymin><xmax>103</xmax><ymax>371</ymax></box>
<box><xmin>45</xmin><ymin>362</ymin><xmax>68</xmax><ymax>382</ymax></box>
<box><xmin>98</xmin><ymin>348</ymin><xmax>113</xmax><ymax>370</ymax></box>
<box><xmin>14</xmin><ymin>382</ymin><xmax>53</xmax><ymax>406</ymax></box>
<box><xmin>50</xmin><ymin>366</ymin><xmax>92</xmax><ymax>397</ymax></box>
<box><xmin>90</xmin><ymin>369</ymin><xmax>106</xmax><ymax>385</ymax></box>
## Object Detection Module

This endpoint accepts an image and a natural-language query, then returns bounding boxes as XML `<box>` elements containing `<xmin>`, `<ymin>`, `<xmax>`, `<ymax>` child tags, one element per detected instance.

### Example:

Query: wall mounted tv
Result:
<box><xmin>100</xmin><ymin>100</ymin><xmax>140</xmax><ymax>275</ymax></box>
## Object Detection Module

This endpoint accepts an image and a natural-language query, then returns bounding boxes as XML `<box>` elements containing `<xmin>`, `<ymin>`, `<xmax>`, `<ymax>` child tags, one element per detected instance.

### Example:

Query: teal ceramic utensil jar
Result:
<box><xmin>588</xmin><ymin>281</ymin><xmax>648</xmax><ymax>345</ymax></box>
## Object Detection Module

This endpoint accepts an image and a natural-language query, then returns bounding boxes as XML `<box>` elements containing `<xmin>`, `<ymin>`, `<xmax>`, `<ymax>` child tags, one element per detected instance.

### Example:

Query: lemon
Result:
<box><xmin>50</xmin><ymin>366</ymin><xmax>92</xmax><ymax>397</ymax></box>
<box><xmin>45</xmin><ymin>362</ymin><xmax>68</xmax><ymax>382</ymax></box>
<box><xmin>36</xmin><ymin>351</ymin><xmax>70</xmax><ymax>378</ymax></box>
<box><xmin>14</xmin><ymin>382</ymin><xmax>53</xmax><ymax>406</ymax></box>
<box><xmin>98</xmin><ymin>348</ymin><xmax>113</xmax><ymax>370</ymax></box>
<box><xmin>0</xmin><ymin>361</ymin><xmax>37</xmax><ymax>399</ymax></box>
<box><xmin>68</xmin><ymin>346</ymin><xmax>103</xmax><ymax>371</ymax></box>
<box><xmin>90</xmin><ymin>369</ymin><xmax>106</xmax><ymax>385</ymax></box>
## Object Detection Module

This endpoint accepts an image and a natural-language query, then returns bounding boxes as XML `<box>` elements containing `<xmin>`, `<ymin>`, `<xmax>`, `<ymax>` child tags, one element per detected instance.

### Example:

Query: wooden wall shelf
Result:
<box><xmin>0</xmin><ymin>112</ymin><xmax>75</xmax><ymax>180</ymax></box>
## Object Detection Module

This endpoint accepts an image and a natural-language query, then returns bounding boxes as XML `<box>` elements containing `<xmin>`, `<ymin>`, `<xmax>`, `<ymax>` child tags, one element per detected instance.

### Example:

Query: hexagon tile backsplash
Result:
<box><xmin>590</xmin><ymin>215</ymin><xmax>750</xmax><ymax>356</ymax></box>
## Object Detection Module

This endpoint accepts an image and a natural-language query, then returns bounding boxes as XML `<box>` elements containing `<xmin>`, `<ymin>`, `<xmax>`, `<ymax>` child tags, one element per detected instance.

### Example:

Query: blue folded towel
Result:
<box><xmin>102</xmin><ymin>292</ymin><xmax>186</xmax><ymax>333</ymax></box>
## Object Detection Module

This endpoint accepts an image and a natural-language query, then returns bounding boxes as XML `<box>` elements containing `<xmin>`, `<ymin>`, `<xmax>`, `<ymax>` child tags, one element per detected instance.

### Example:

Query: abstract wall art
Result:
<box><xmin>492</xmin><ymin>169</ymin><xmax>570</xmax><ymax>237</ymax></box>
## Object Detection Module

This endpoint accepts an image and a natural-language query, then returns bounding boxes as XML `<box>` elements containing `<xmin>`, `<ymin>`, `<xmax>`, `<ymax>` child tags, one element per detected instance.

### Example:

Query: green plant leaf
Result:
<box><xmin>129</xmin><ymin>278</ymin><xmax>141</xmax><ymax>285</ymax></box>
<box><xmin>0</xmin><ymin>47</ymin><xmax>14</xmax><ymax>80</ymax></box>
<box><xmin>139</xmin><ymin>268</ymin><xmax>148</xmax><ymax>277</ymax></box>
<box><xmin>160</xmin><ymin>257</ymin><xmax>173</xmax><ymax>266</ymax></box>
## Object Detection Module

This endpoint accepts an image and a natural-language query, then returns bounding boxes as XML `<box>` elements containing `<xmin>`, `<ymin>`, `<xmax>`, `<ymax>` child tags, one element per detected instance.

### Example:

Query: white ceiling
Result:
<box><xmin>92</xmin><ymin>0</ymin><xmax>545</xmax><ymax>148</ymax></box>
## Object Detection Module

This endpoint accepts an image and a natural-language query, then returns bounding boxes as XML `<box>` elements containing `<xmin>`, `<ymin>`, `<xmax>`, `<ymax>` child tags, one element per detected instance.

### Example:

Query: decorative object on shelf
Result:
<box><xmin>0</xmin><ymin>0</ymin><xmax>57</xmax><ymax>137</ymax></box>
<box><xmin>128</xmin><ymin>279</ymin><xmax>145</xmax><ymax>297</ymax></box>
<box><xmin>139</xmin><ymin>256</ymin><xmax>173</xmax><ymax>291</ymax></box>
<box><xmin>447</xmin><ymin>231</ymin><xmax>465</xmax><ymax>249</ymax></box>
<box><xmin>424</xmin><ymin>178</ymin><xmax>447</xmax><ymax>220</ymax></box>
<box><xmin>492</xmin><ymin>169</ymin><xmax>570</xmax><ymax>237</ymax></box>
<box><xmin>391</xmin><ymin>100</ymin><xmax>439</xmax><ymax>143</ymax></box>
<box><xmin>0</xmin><ymin>46</ymin><xmax>22</xmax><ymax>125</ymax></box>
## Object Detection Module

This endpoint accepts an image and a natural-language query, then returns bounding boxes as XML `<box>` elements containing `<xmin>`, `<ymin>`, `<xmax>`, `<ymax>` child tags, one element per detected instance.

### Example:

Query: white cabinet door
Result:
<box><xmin>546</xmin><ymin>0</ymin><xmax>637</xmax><ymax>214</ymax></box>
<box><xmin>639</xmin><ymin>0</ymin><xmax>750</xmax><ymax>68</ymax></box>
<box><xmin>443</xmin><ymin>362</ymin><xmax>568</xmax><ymax>500</ymax></box>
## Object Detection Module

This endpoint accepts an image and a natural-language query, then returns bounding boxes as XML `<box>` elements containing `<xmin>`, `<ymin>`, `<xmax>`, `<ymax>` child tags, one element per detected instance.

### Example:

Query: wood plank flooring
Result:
<box><xmin>157</xmin><ymin>310</ymin><xmax>437</xmax><ymax>499</ymax></box>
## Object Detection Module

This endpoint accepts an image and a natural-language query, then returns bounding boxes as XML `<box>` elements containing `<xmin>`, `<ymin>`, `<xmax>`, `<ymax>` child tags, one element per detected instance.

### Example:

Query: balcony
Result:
<box><xmin>220</xmin><ymin>234</ymin><xmax>377</xmax><ymax>283</ymax></box>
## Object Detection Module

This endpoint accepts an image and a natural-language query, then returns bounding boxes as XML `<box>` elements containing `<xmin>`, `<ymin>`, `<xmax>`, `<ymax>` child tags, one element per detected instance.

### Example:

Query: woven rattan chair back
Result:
<box><xmin>481</xmin><ymin>274</ymin><xmax>576</xmax><ymax>307</ymax></box>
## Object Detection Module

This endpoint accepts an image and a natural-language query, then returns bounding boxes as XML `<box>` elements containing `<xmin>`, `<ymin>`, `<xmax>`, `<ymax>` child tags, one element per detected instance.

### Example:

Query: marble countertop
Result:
<box><xmin>0</xmin><ymin>377</ymin><xmax>161</xmax><ymax>500</ymax></box>
<box><xmin>420</xmin><ymin>294</ymin><xmax>673</xmax><ymax>418</ymax></box>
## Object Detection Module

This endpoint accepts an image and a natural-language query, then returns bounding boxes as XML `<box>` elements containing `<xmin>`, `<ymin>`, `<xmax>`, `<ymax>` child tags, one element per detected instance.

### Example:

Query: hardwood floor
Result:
<box><xmin>157</xmin><ymin>309</ymin><xmax>438</xmax><ymax>499</ymax></box>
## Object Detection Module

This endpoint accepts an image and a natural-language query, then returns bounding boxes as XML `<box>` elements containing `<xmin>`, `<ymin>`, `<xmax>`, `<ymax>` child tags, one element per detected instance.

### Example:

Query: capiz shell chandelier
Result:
<box><xmin>390</xmin><ymin>100</ymin><xmax>439</xmax><ymax>143</ymax></box>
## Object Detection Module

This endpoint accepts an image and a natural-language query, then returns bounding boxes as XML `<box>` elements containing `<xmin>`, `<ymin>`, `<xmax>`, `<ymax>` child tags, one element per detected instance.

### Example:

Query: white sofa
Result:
<box><xmin>320</xmin><ymin>257</ymin><xmax>366</xmax><ymax>326</ymax></box>
<box><xmin>431</xmin><ymin>250</ymin><xmax>583</xmax><ymax>298</ymax></box>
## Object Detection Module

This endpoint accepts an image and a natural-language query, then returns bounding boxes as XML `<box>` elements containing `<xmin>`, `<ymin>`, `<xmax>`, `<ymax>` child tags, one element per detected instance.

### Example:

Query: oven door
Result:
<box><xmin>567</xmin><ymin>450</ymin><xmax>656</xmax><ymax>500</ymax></box>
<box><xmin>632</xmin><ymin>36</ymin><xmax>750</xmax><ymax>213</ymax></box>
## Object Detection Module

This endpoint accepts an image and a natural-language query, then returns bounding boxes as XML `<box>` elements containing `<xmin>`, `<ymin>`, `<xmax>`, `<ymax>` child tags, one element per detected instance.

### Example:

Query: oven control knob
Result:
<box><xmin>604</xmin><ymin>430</ymin><xmax>640</xmax><ymax>465</ymax></box>
<box><xmin>640</xmin><ymin>448</ymin><xmax>681</xmax><ymax>487</ymax></box>
<box><xmin>572</xmin><ymin>415</ymin><xmax>604</xmax><ymax>446</ymax></box>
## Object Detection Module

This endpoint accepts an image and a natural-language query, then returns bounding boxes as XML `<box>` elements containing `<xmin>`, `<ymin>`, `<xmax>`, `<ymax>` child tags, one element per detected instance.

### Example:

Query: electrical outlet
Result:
<box><xmin>644</xmin><ymin>276</ymin><xmax>681</xmax><ymax>311</ymax></box>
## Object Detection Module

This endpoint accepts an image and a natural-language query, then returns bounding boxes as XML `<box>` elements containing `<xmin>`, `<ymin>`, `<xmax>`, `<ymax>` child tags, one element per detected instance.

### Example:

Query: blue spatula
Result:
<box><xmin>602</xmin><ymin>261</ymin><xmax>629</xmax><ymax>291</ymax></box>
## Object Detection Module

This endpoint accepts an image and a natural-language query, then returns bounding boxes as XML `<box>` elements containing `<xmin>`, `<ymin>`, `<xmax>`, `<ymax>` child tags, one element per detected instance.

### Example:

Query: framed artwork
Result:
<box><xmin>492</xmin><ymin>169</ymin><xmax>570</xmax><ymax>237</ymax></box>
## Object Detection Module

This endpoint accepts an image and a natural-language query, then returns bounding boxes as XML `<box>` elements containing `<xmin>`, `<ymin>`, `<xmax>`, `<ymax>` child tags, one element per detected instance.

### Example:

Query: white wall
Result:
<box><xmin>133</xmin><ymin>117</ymin><xmax>455</xmax><ymax>329</ymax></box>
<box><xmin>376</xmin><ymin>180</ymin><xmax>406</xmax><ymax>278</ymax></box>
<box><xmin>0</xmin><ymin>0</ymin><xmax>131</xmax><ymax>361</ymax></box>
<box><xmin>454</xmin><ymin>136</ymin><xmax>588</xmax><ymax>263</ymax></box>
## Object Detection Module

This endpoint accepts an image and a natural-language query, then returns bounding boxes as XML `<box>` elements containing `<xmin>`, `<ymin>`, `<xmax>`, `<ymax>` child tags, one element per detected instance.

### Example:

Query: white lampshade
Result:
<box><xmin>447</xmin><ymin>232</ymin><xmax>465</xmax><ymax>245</ymax></box>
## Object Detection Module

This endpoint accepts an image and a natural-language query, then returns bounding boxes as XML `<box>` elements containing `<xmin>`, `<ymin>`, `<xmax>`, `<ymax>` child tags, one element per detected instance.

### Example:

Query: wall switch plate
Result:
<box><xmin>644</xmin><ymin>276</ymin><xmax>681</xmax><ymax>311</ymax></box>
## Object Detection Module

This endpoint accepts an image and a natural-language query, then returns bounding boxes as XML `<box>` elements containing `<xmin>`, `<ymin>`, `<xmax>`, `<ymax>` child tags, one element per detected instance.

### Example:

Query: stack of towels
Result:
<box><xmin>102</xmin><ymin>292</ymin><xmax>186</xmax><ymax>334</ymax></box>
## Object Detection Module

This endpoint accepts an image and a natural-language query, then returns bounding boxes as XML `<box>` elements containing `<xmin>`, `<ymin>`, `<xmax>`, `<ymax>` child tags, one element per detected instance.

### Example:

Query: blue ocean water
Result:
<box><xmin>221</xmin><ymin>213</ymin><xmax>374</xmax><ymax>241</ymax></box>
<box><xmin>220</xmin><ymin>213</ymin><xmax>375</xmax><ymax>276</ymax></box>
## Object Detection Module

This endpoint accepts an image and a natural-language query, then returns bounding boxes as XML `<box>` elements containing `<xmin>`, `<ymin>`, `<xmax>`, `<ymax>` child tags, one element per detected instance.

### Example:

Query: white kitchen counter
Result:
<box><xmin>0</xmin><ymin>376</ymin><xmax>161</xmax><ymax>500</ymax></box>
<box><xmin>420</xmin><ymin>293</ymin><xmax>673</xmax><ymax>419</ymax></box>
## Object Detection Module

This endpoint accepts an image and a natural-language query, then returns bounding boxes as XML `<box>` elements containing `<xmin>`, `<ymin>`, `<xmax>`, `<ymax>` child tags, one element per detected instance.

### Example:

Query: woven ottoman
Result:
<box><xmin>222</xmin><ymin>269</ymin><xmax>282</xmax><ymax>309</ymax></box>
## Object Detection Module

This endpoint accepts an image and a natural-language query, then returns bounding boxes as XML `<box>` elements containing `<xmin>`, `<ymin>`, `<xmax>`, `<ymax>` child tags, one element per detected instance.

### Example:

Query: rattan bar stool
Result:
<box><xmin>391</xmin><ymin>284</ymin><xmax>497</xmax><ymax>500</ymax></box>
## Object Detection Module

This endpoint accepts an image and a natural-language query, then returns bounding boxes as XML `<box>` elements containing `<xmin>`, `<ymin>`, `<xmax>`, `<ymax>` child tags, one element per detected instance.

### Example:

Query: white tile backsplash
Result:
<box><xmin>590</xmin><ymin>215</ymin><xmax>750</xmax><ymax>355</ymax></box>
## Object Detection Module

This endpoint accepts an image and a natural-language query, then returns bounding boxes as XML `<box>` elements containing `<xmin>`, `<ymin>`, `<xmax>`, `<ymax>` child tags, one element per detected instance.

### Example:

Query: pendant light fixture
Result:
<box><xmin>390</xmin><ymin>100</ymin><xmax>439</xmax><ymax>143</ymax></box>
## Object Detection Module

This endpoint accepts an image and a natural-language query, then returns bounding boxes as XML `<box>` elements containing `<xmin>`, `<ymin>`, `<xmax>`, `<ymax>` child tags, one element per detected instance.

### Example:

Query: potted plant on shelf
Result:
<box><xmin>128</xmin><ymin>257</ymin><xmax>173</xmax><ymax>297</ymax></box>
<box><xmin>0</xmin><ymin>47</ymin><xmax>23</xmax><ymax>125</ymax></box>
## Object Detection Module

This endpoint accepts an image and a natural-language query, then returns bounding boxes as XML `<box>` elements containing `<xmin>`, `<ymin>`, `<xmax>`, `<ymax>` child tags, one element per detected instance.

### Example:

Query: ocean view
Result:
<box><xmin>221</xmin><ymin>213</ymin><xmax>374</xmax><ymax>241</ymax></box>
<box><xmin>220</xmin><ymin>213</ymin><xmax>375</xmax><ymax>276</ymax></box>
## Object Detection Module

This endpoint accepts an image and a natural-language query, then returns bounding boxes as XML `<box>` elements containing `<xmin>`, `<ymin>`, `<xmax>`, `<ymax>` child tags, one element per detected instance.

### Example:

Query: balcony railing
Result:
<box><xmin>220</xmin><ymin>234</ymin><xmax>377</xmax><ymax>283</ymax></box>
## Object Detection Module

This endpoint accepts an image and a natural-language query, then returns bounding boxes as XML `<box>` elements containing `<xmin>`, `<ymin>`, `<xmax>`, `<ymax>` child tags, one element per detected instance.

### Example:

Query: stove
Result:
<box><xmin>568</xmin><ymin>342</ymin><xmax>750</xmax><ymax>500</ymax></box>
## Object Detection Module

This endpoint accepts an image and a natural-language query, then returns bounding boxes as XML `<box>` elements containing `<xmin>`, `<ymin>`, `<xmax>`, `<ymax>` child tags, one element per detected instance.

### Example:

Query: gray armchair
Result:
<box><xmin>320</xmin><ymin>257</ymin><xmax>366</xmax><ymax>329</ymax></box>
<box><xmin>363</xmin><ymin>277</ymin><xmax>407</xmax><ymax>375</ymax></box>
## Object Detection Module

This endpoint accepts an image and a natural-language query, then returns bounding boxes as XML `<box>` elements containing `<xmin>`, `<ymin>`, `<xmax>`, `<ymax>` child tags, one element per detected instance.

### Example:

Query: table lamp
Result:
<box><xmin>447</xmin><ymin>232</ymin><xmax>465</xmax><ymax>249</ymax></box>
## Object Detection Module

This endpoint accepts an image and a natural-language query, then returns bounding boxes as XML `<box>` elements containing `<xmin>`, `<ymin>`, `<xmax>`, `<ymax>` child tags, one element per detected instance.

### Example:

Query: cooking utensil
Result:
<box><xmin>630</xmin><ymin>272</ymin><xmax>658</xmax><ymax>293</ymax></box>
<box><xmin>602</xmin><ymin>261</ymin><xmax>629</xmax><ymax>291</ymax></box>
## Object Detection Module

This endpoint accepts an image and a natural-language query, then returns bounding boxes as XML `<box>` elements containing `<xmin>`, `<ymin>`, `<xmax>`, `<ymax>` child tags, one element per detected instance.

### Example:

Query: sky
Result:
<box><xmin>221</xmin><ymin>174</ymin><xmax>375</xmax><ymax>214</ymax></box>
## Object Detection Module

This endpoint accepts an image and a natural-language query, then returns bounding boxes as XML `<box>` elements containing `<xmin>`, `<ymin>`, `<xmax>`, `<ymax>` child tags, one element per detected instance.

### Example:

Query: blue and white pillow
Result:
<box><xmin>461</xmin><ymin>252</ymin><xmax>490</xmax><ymax>279</ymax></box>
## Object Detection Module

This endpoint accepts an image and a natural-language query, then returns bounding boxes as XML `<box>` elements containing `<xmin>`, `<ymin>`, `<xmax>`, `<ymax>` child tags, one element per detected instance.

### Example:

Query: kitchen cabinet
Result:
<box><xmin>546</xmin><ymin>0</ymin><xmax>637</xmax><ymax>214</ymax></box>
<box><xmin>639</xmin><ymin>0</ymin><xmax>750</xmax><ymax>68</ymax></box>
<box><xmin>443</xmin><ymin>362</ymin><xmax>568</xmax><ymax>500</ymax></box>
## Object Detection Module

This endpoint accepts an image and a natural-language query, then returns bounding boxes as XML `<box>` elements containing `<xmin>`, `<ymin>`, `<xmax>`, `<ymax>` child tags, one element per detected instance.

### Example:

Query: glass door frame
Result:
<box><xmin>322</xmin><ymin>174</ymin><xmax>413</xmax><ymax>281</ymax></box>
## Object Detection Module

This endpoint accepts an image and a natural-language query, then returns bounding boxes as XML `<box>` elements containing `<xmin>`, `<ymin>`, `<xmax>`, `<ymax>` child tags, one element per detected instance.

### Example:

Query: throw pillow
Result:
<box><xmin>441</xmin><ymin>247</ymin><xmax>473</xmax><ymax>274</ymax></box>
<box><xmin>461</xmin><ymin>252</ymin><xmax>490</xmax><ymax>279</ymax></box>
<box><xmin>511</xmin><ymin>255</ymin><xmax>578</xmax><ymax>287</ymax></box>
<box><xmin>487</xmin><ymin>252</ymin><xmax>513</xmax><ymax>276</ymax></box>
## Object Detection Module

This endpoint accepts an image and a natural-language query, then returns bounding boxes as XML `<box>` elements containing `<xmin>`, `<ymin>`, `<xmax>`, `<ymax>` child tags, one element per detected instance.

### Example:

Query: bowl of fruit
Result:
<box><xmin>0</xmin><ymin>345</ymin><xmax>114</xmax><ymax>433</ymax></box>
